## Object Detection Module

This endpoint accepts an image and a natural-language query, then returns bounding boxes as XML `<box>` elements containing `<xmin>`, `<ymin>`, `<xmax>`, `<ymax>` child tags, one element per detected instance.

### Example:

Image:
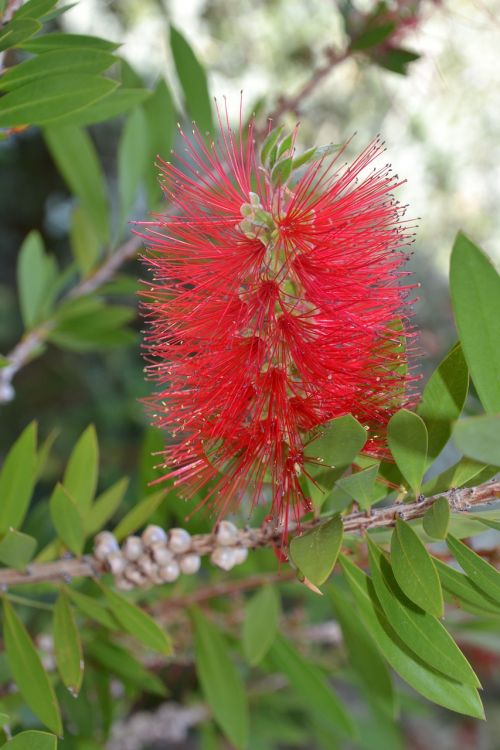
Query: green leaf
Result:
<box><xmin>2</xmin><ymin>599</ymin><xmax>62</xmax><ymax>734</ymax></box>
<box><xmin>191</xmin><ymin>608</ymin><xmax>248</xmax><ymax>750</ymax></box>
<box><xmin>390</xmin><ymin>518</ymin><xmax>443</xmax><ymax>617</ymax></box>
<box><xmin>291</xmin><ymin>142</ymin><xmax>340</xmax><ymax>170</ymax></box>
<box><xmin>70</xmin><ymin>205</ymin><xmax>100</xmax><ymax>277</ymax></box>
<box><xmin>450</xmin><ymin>232</ymin><xmax>500</xmax><ymax>413</ymax></box>
<box><xmin>335</xmin><ymin>464</ymin><xmax>379</xmax><ymax>510</ymax></box>
<box><xmin>368</xmin><ymin>539</ymin><xmax>479</xmax><ymax>687</ymax></box>
<box><xmin>63</xmin><ymin>425</ymin><xmax>99</xmax><ymax>516</ymax></box>
<box><xmin>49</xmin><ymin>484</ymin><xmax>85</xmax><ymax>556</ymax></box>
<box><xmin>49</xmin><ymin>302</ymin><xmax>136</xmax><ymax>352</ymax></box>
<box><xmin>53</xmin><ymin>591</ymin><xmax>84</xmax><ymax>695</ymax></box>
<box><xmin>0</xmin><ymin>530</ymin><xmax>37</xmax><ymax>570</ymax></box>
<box><xmin>329</xmin><ymin>583</ymin><xmax>397</xmax><ymax>718</ymax></box>
<box><xmin>2</xmin><ymin>731</ymin><xmax>57</xmax><ymax>750</ymax></box>
<box><xmin>289</xmin><ymin>514</ymin><xmax>343</xmax><ymax>586</ymax></box>
<box><xmin>242</xmin><ymin>585</ymin><xmax>280</xmax><ymax>666</ymax></box>
<box><xmin>0</xmin><ymin>74</ymin><xmax>117</xmax><ymax>129</ymax></box>
<box><xmin>473</xmin><ymin>515</ymin><xmax>500</xmax><ymax>532</ymax></box>
<box><xmin>44</xmin><ymin>125</ymin><xmax>109</xmax><ymax>243</ymax></box>
<box><xmin>434</xmin><ymin>557</ymin><xmax>500</xmax><ymax>617</ymax></box>
<box><xmin>350</xmin><ymin>21</ymin><xmax>395</xmax><ymax>50</ymax></box>
<box><xmin>270</xmin><ymin>635</ymin><xmax>355</xmax><ymax>738</ymax></box>
<box><xmin>271</xmin><ymin>156</ymin><xmax>292</xmax><ymax>187</ymax></box>
<box><xmin>260</xmin><ymin>126</ymin><xmax>284</xmax><ymax>167</ymax></box>
<box><xmin>66</xmin><ymin>588</ymin><xmax>118</xmax><ymax>630</ymax></box>
<box><xmin>387</xmin><ymin>409</ymin><xmax>428</xmax><ymax>494</ymax></box>
<box><xmin>49</xmin><ymin>88</ymin><xmax>150</xmax><ymax>127</ymax></box>
<box><xmin>20</xmin><ymin>32</ymin><xmax>119</xmax><ymax>52</ymax></box>
<box><xmin>16</xmin><ymin>231</ymin><xmax>57</xmax><ymax>327</ymax></box>
<box><xmin>339</xmin><ymin>554</ymin><xmax>484</xmax><ymax>718</ymax></box>
<box><xmin>85</xmin><ymin>477</ymin><xmax>129</xmax><ymax>537</ymax></box>
<box><xmin>375</xmin><ymin>47</ymin><xmax>420</xmax><ymax>75</ymax></box>
<box><xmin>0</xmin><ymin>19</ymin><xmax>40</xmax><ymax>52</ymax></box>
<box><xmin>417</xmin><ymin>344</ymin><xmax>469</xmax><ymax>466</ymax></box>
<box><xmin>118</xmin><ymin>107</ymin><xmax>148</xmax><ymax>229</ymax></box>
<box><xmin>422</xmin><ymin>497</ymin><xmax>451</xmax><ymax>540</ymax></box>
<box><xmin>447</xmin><ymin>534</ymin><xmax>500</xmax><ymax>603</ymax></box>
<box><xmin>113</xmin><ymin>489</ymin><xmax>166</xmax><ymax>541</ymax></box>
<box><xmin>143</xmin><ymin>79</ymin><xmax>175</xmax><ymax>204</ymax></box>
<box><xmin>0</xmin><ymin>49</ymin><xmax>116</xmax><ymax>91</ymax></box>
<box><xmin>452</xmin><ymin>415</ymin><xmax>500</xmax><ymax>466</ymax></box>
<box><xmin>170</xmin><ymin>25</ymin><xmax>213</xmax><ymax>135</ymax></box>
<box><xmin>0</xmin><ymin>422</ymin><xmax>37</xmax><ymax>535</ymax></box>
<box><xmin>86</xmin><ymin>639</ymin><xmax>166</xmax><ymax>696</ymax></box>
<box><xmin>101</xmin><ymin>586</ymin><xmax>172</xmax><ymax>655</ymax></box>
<box><xmin>14</xmin><ymin>0</ymin><xmax>58</xmax><ymax>19</ymax></box>
<box><xmin>422</xmin><ymin>456</ymin><xmax>491</xmax><ymax>496</ymax></box>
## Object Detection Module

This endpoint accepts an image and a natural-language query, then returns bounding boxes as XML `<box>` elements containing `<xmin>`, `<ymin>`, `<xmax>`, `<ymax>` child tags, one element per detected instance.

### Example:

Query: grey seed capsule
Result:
<box><xmin>150</xmin><ymin>543</ymin><xmax>174</xmax><ymax>566</ymax></box>
<box><xmin>179</xmin><ymin>553</ymin><xmax>201</xmax><ymax>575</ymax></box>
<box><xmin>167</xmin><ymin>528</ymin><xmax>192</xmax><ymax>554</ymax></box>
<box><xmin>211</xmin><ymin>547</ymin><xmax>238</xmax><ymax>571</ymax></box>
<box><xmin>159</xmin><ymin>560</ymin><xmax>181</xmax><ymax>582</ymax></box>
<box><xmin>142</xmin><ymin>524</ymin><xmax>168</xmax><ymax>547</ymax></box>
<box><xmin>216</xmin><ymin>520</ymin><xmax>239</xmax><ymax>546</ymax></box>
<box><xmin>122</xmin><ymin>536</ymin><xmax>143</xmax><ymax>562</ymax></box>
<box><xmin>107</xmin><ymin>551</ymin><xmax>126</xmax><ymax>576</ymax></box>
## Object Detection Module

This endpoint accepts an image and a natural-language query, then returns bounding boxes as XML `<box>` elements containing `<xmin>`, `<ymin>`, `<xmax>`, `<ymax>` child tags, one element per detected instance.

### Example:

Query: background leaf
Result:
<box><xmin>63</xmin><ymin>425</ymin><xmax>99</xmax><ymax>516</ymax></box>
<box><xmin>447</xmin><ymin>534</ymin><xmax>500</xmax><ymax>603</ymax></box>
<box><xmin>16</xmin><ymin>231</ymin><xmax>57</xmax><ymax>328</ymax></box>
<box><xmin>289</xmin><ymin>514</ymin><xmax>343</xmax><ymax>586</ymax></box>
<box><xmin>170</xmin><ymin>25</ymin><xmax>213</xmax><ymax>135</ymax></box>
<box><xmin>242</xmin><ymin>585</ymin><xmax>281</xmax><ymax>666</ymax></box>
<box><xmin>102</xmin><ymin>586</ymin><xmax>172</xmax><ymax>655</ymax></box>
<box><xmin>453</xmin><ymin>415</ymin><xmax>500</xmax><ymax>466</ymax></box>
<box><xmin>0</xmin><ymin>530</ymin><xmax>37</xmax><ymax>570</ymax></box>
<box><xmin>0</xmin><ymin>422</ymin><xmax>37</xmax><ymax>535</ymax></box>
<box><xmin>422</xmin><ymin>497</ymin><xmax>450</xmax><ymax>540</ymax></box>
<box><xmin>2</xmin><ymin>599</ymin><xmax>62</xmax><ymax>735</ymax></box>
<box><xmin>192</xmin><ymin>608</ymin><xmax>249</xmax><ymax>750</ymax></box>
<box><xmin>53</xmin><ymin>591</ymin><xmax>84</xmax><ymax>695</ymax></box>
<box><xmin>1</xmin><ymin>731</ymin><xmax>57</xmax><ymax>750</ymax></box>
<box><xmin>388</xmin><ymin>409</ymin><xmax>428</xmax><ymax>494</ymax></box>
<box><xmin>118</xmin><ymin>107</ymin><xmax>148</xmax><ymax>230</ymax></box>
<box><xmin>450</xmin><ymin>232</ymin><xmax>500</xmax><ymax>413</ymax></box>
<box><xmin>49</xmin><ymin>484</ymin><xmax>85</xmax><ymax>555</ymax></box>
<box><xmin>0</xmin><ymin>49</ymin><xmax>115</xmax><ymax>91</ymax></box>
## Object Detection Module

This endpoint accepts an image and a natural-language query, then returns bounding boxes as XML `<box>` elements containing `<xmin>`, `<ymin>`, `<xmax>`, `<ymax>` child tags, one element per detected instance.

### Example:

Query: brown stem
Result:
<box><xmin>0</xmin><ymin>479</ymin><xmax>497</xmax><ymax>588</ymax></box>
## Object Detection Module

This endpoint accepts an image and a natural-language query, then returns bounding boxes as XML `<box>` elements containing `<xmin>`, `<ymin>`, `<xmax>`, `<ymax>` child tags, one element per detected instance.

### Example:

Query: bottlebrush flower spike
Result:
<box><xmin>140</xmin><ymin>103</ymin><xmax>417</xmax><ymax>533</ymax></box>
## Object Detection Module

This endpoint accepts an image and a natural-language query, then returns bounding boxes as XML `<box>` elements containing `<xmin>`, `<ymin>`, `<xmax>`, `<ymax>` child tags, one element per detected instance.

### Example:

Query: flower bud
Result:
<box><xmin>159</xmin><ymin>560</ymin><xmax>180</xmax><ymax>582</ymax></box>
<box><xmin>150</xmin><ymin>543</ymin><xmax>174</xmax><ymax>566</ymax></box>
<box><xmin>122</xmin><ymin>536</ymin><xmax>143</xmax><ymax>561</ymax></box>
<box><xmin>211</xmin><ymin>546</ymin><xmax>238</xmax><ymax>571</ymax></box>
<box><xmin>123</xmin><ymin>565</ymin><xmax>147</xmax><ymax>586</ymax></box>
<box><xmin>93</xmin><ymin>532</ymin><xmax>119</xmax><ymax>560</ymax></box>
<box><xmin>216</xmin><ymin>520</ymin><xmax>239</xmax><ymax>546</ymax></box>
<box><xmin>179</xmin><ymin>553</ymin><xmax>201</xmax><ymax>575</ymax></box>
<box><xmin>167</xmin><ymin>528</ymin><xmax>192</xmax><ymax>554</ymax></box>
<box><xmin>142</xmin><ymin>525</ymin><xmax>167</xmax><ymax>547</ymax></box>
<box><xmin>107</xmin><ymin>551</ymin><xmax>126</xmax><ymax>576</ymax></box>
<box><xmin>232</xmin><ymin>546</ymin><xmax>248</xmax><ymax>566</ymax></box>
<box><xmin>137</xmin><ymin>554</ymin><xmax>157</xmax><ymax>578</ymax></box>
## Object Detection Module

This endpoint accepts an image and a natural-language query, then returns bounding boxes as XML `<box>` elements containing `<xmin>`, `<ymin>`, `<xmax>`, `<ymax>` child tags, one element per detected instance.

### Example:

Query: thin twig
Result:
<box><xmin>0</xmin><ymin>479</ymin><xmax>497</xmax><ymax>588</ymax></box>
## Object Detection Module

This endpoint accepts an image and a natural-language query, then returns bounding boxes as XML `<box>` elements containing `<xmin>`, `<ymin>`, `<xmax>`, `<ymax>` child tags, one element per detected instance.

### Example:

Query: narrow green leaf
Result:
<box><xmin>0</xmin><ymin>422</ymin><xmax>37</xmax><ymax>535</ymax></box>
<box><xmin>417</xmin><ymin>344</ymin><xmax>469</xmax><ymax>466</ymax></box>
<box><xmin>388</xmin><ymin>409</ymin><xmax>428</xmax><ymax>494</ymax></box>
<box><xmin>16</xmin><ymin>231</ymin><xmax>57</xmax><ymax>327</ymax></box>
<box><xmin>63</xmin><ymin>425</ymin><xmax>99</xmax><ymax>515</ymax></box>
<box><xmin>242</xmin><ymin>585</ymin><xmax>280</xmax><ymax>666</ymax></box>
<box><xmin>329</xmin><ymin>583</ymin><xmax>397</xmax><ymax>718</ymax></box>
<box><xmin>143</xmin><ymin>78</ymin><xmax>175</xmax><ymax>204</ymax></box>
<box><xmin>271</xmin><ymin>156</ymin><xmax>292</xmax><ymax>187</ymax></box>
<box><xmin>0</xmin><ymin>19</ymin><xmax>40</xmax><ymax>52</ymax></box>
<box><xmin>2</xmin><ymin>599</ymin><xmax>62</xmax><ymax>734</ymax></box>
<box><xmin>368</xmin><ymin>539</ymin><xmax>480</xmax><ymax>687</ymax></box>
<box><xmin>50</xmin><ymin>87</ymin><xmax>150</xmax><ymax>127</ymax></box>
<box><xmin>375</xmin><ymin>47</ymin><xmax>420</xmax><ymax>75</ymax></box>
<box><xmin>423</xmin><ymin>497</ymin><xmax>451</xmax><ymax>539</ymax></box>
<box><xmin>350</xmin><ymin>21</ymin><xmax>395</xmax><ymax>50</ymax></box>
<box><xmin>292</xmin><ymin>142</ymin><xmax>340</xmax><ymax>170</ymax></box>
<box><xmin>192</xmin><ymin>608</ymin><xmax>249</xmax><ymax>750</ymax></box>
<box><xmin>2</xmin><ymin>731</ymin><xmax>57</xmax><ymax>750</ymax></box>
<box><xmin>422</xmin><ymin>456</ymin><xmax>490</xmax><ymax>496</ymax></box>
<box><xmin>453</xmin><ymin>415</ymin><xmax>500</xmax><ymax>466</ymax></box>
<box><xmin>35</xmin><ymin>428</ymin><xmax>59</xmax><ymax>481</ymax></box>
<box><xmin>44</xmin><ymin>125</ymin><xmax>109</xmax><ymax>243</ymax></box>
<box><xmin>0</xmin><ymin>530</ymin><xmax>37</xmax><ymax>570</ymax></box>
<box><xmin>447</xmin><ymin>534</ymin><xmax>500</xmax><ymax>603</ymax></box>
<box><xmin>450</xmin><ymin>232</ymin><xmax>500</xmax><ymax>413</ymax></box>
<box><xmin>14</xmin><ymin>0</ymin><xmax>58</xmax><ymax>19</ymax></box>
<box><xmin>49</xmin><ymin>303</ymin><xmax>136</xmax><ymax>352</ymax></box>
<box><xmin>391</xmin><ymin>518</ymin><xmax>443</xmax><ymax>617</ymax></box>
<box><xmin>473</xmin><ymin>516</ymin><xmax>500</xmax><ymax>532</ymax></box>
<box><xmin>339</xmin><ymin>554</ymin><xmax>484</xmax><ymax>718</ymax></box>
<box><xmin>85</xmin><ymin>477</ymin><xmax>129</xmax><ymax>537</ymax></box>
<box><xmin>270</xmin><ymin>635</ymin><xmax>355</xmax><ymax>738</ymax></box>
<box><xmin>86</xmin><ymin>640</ymin><xmax>166</xmax><ymax>696</ymax></box>
<box><xmin>66</xmin><ymin>588</ymin><xmax>118</xmax><ymax>630</ymax></box>
<box><xmin>49</xmin><ymin>484</ymin><xmax>85</xmax><ymax>556</ymax></box>
<box><xmin>113</xmin><ymin>489</ymin><xmax>166</xmax><ymax>541</ymax></box>
<box><xmin>0</xmin><ymin>49</ymin><xmax>116</xmax><ymax>91</ymax></box>
<box><xmin>118</xmin><ymin>107</ymin><xmax>148</xmax><ymax>228</ymax></box>
<box><xmin>70</xmin><ymin>205</ymin><xmax>100</xmax><ymax>277</ymax></box>
<box><xmin>289</xmin><ymin>514</ymin><xmax>343</xmax><ymax>586</ymax></box>
<box><xmin>0</xmin><ymin>74</ymin><xmax>117</xmax><ymax>128</ymax></box>
<box><xmin>20</xmin><ymin>32</ymin><xmax>119</xmax><ymax>52</ymax></box>
<box><xmin>170</xmin><ymin>25</ymin><xmax>212</xmax><ymax>135</ymax></box>
<box><xmin>53</xmin><ymin>591</ymin><xmax>84</xmax><ymax>695</ymax></box>
<box><xmin>335</xmin><ymin>464</ymin><xmax>379</xmax><ymax>509</ymax></box>
<box><xmin>434</xmin><ymin>557</ymin><xmax>500</xmax><ymax>617</ymax></box>
<box><xmin>102</xmin><ymin>586</ymin><xmax>172</xmax><ymax>655</ymax></box>
<box><xmin>260</xmin><ymin>126</ymin><xmax>284</xmax><ymax>167</ymax></box>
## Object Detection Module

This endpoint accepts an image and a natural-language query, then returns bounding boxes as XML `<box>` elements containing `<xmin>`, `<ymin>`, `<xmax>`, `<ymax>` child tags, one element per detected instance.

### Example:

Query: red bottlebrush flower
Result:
<box><xmin>140</xmin><ymin>105</ymin><xmax>416</xmax><ymax>532</ymax></box>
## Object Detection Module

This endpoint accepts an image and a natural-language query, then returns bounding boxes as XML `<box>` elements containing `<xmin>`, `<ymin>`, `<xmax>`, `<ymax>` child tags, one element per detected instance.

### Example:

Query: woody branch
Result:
<box><xmin>0</xmin><ymin>479</ymin><xmax>497</xmax><ymax>588</ymax></box>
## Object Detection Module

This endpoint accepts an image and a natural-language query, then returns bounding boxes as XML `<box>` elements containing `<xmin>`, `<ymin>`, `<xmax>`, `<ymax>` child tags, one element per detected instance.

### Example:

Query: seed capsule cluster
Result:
<box><xmin>93</xmin><ymin>521</ymin><xmax>248</xmax><ymax>590</ymax></box>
